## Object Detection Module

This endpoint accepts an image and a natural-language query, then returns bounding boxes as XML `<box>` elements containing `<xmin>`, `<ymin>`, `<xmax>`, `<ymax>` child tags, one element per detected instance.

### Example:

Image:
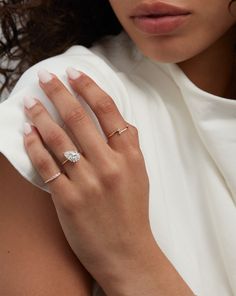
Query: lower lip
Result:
<box><xmin>132</xmin><ymin>14</ymin><xmax>190</xmax><ymax>35</ymax></box>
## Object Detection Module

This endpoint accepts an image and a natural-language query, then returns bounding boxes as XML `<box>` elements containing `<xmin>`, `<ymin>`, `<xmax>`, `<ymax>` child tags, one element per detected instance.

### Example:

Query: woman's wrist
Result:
<box><xmin>95</xmin><ymin>234</ymin><xmax>195</xmax><ymax>296</ymax></box>
<box><xmin>92</xmin><ymin>232</ymin><xmax>156</xmax><ymax>295</ymax></box>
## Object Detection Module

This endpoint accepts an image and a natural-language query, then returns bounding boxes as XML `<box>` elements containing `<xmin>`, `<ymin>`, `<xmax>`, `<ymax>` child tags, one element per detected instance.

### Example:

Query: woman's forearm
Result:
<box><xmin>95</xmin><ymin>236</ymin><xmax>195</xmax><ymax>296</ymax></box>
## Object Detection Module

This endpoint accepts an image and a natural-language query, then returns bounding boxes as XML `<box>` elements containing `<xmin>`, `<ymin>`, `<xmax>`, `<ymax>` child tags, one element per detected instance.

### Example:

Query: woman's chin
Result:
<box><xmin>136</xmin><ymin>43</ymin><xmax>193</xmax><ymax>64</ymax></box>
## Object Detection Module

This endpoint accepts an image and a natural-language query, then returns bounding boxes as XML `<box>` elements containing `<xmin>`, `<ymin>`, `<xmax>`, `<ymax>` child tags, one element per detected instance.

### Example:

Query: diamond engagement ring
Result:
<box><xmin>62</xmin><ymin>151</ymin><xmax>81</xmax><ymax>165</ymax></box>
<box><xmin>107</xmin><ymin>125</ymin><xmax>129</xmax><ymax>139</ymax></box>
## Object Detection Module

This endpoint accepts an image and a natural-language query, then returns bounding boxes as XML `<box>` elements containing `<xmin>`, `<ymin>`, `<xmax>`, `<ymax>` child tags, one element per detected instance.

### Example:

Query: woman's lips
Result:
<box><xmin>132</xmin><ymin>14</ymin><xmax>190</xmax><ymax>35</ymax></box>
<box><xmin>130</xmin><ymin>1</ymin><xmax>191</xmax><ymax>35</ymax></box>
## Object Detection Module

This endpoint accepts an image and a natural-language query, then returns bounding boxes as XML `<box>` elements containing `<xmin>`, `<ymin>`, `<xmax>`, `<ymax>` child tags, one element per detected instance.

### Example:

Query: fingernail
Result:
<box><xmin>24</xmin><ymin>122</ymin><xmax>32</xmax><ymax>135</ymax></box>
<box><xmin>66</xmin><ymin>67</ymin><xmax>82</xmax><ymax>80</ymax></box>
<box><xmin>38</xmin><ymin>69</ymin><xmax>53</xmax><ymax>83</ymax></box>
<box><xmin>23</xmin><ymin>95</ymin><xmax>37</xmax><ymax>109</ymax></box>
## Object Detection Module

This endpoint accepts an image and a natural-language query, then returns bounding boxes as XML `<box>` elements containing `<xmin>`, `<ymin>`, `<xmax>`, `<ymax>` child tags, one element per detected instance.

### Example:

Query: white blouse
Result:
<box><xmin>0</xmin><ymin>32</ymin><xmax>236</xmax><ymax>296</ymax></box>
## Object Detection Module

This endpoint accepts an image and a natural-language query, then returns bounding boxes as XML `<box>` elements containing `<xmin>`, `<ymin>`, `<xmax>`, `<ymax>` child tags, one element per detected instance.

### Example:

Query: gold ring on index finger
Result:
<box><xmin>44</xmin><ymin>171</ymin><xmax>62</xmax><ymax>184</ymax></box>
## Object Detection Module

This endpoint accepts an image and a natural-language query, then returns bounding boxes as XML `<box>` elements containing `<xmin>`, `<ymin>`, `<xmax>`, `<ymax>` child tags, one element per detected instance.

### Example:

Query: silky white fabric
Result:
<box><xmin>0</xmin><ymin>31</ymin><xmax>236</xmax><ymax>296</ymax></box>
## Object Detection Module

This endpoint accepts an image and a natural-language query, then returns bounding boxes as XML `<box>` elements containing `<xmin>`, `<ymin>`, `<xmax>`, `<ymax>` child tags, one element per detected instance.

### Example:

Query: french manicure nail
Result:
<box><xmin>23</xmin><ymin>95</ymin><xmax>37</xmax><ymax>109</ymax></box>
<box><xmin>38</xmin><ymin>69</ymin><xmax>53</xmax><ymax>83</ymax></box>
<box><xmin>66</xmin><ymin>67</ymin><xmax>82</xmax><ymax>80</ymax></box>
<box><xmin>24</xmin><ymin>122</ymin><xmax>32</xmax><ymax>135</ymax></box>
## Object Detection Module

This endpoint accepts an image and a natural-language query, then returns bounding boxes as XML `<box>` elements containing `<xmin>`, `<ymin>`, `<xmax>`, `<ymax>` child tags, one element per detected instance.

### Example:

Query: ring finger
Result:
<box><xmin>24</xmin><ymin>96</ymin><xmax>88</xmax><ymax>178</ymax></box>
<box><xmin>23</xmin><ymin>124</ymin><xmax>70</xmax><ymax>194</ymax></box>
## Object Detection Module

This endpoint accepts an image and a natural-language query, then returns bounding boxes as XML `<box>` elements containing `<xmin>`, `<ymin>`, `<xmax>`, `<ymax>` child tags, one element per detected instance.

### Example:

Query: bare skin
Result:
<box><xmin>21</xmin><ymin>68</ymin><xmax>196</xmax><ymax>296</ymax></box>
<box><xmin>1</xmin><ymin>1</ymin><xmax>236</xmax><ymax>295</ymax></box>
<box><xmin>108</xmin><ymin>0</ymin><xmax>236</xmax><ymax>98</ymax></box>
<box><xmin>178</xmin><ymin>26</ymin><xmax>236</xmax><ymax>98</ymax></box>
<box><xmin>0</xmin><ymin>154</ymin><xmax>93</xmax><ymax>295</ymax></box>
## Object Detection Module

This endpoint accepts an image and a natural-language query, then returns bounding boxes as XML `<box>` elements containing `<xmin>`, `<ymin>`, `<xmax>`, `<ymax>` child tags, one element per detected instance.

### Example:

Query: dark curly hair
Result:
<box><xmin>0</xmin><ymin>0</ymin><xmax>122</xmax><ymax>97</ymax></box>
<box><xmin>0</xmin><ymin>0</ymin><xmax>235</xmax><ymax>98</ymax></box>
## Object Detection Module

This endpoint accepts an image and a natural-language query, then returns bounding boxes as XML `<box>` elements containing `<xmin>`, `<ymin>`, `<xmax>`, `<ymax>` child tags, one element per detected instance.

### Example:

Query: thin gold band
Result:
<box><xmin>62</xmin><ymin>159</ymin><xmax>69</xmax><ymax>166</ymax></box>
<box><xmin>107</xmin><ymin>125</ymin><xmax>129</xmax><ymax>139</ymax></box>
<box><xmin>44</xmin><ymin>172</ymin><xmax>61</xmax><ymax>184</ymax></box>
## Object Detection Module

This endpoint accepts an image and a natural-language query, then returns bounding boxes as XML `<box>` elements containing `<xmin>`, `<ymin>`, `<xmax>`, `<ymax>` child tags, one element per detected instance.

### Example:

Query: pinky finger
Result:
<box><xmin>23</xmin><ymin>123</ymin><xmax>70</xmax><ymax>194</ymax></box>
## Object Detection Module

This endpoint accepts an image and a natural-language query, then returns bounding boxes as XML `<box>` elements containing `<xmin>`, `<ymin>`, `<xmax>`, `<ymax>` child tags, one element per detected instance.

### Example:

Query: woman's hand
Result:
<box><xmin>23</xmin><ymin>68</ymin><xmax>153</xmax><ymax>289</ymax></box>
<box><xmin>23</xmin><ymin>68</ymin><xmax>196</xmax><ymax>296</ymax></box>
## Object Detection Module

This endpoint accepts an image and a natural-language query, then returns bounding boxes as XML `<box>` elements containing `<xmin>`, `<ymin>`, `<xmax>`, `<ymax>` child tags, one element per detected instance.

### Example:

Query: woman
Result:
<box><xmin>0</xmin><ymin>0</ymin><xmax>235</xmax><ymax>295</ymax></box>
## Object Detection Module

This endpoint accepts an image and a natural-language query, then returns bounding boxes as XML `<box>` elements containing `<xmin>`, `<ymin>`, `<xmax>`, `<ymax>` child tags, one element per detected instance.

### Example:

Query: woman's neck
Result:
<box><xmin>178</xmin><ymin>27</ymin><xmax>236</xmax><ymax>99</ymax></box>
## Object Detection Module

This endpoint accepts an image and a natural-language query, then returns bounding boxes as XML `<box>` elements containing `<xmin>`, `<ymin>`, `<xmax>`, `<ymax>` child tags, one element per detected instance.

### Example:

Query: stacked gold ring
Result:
<box><xmin>107</xmin><ymin>125</ymin><xmax>129</xmax><ymax>139</ymax></box>
<box><xmin>44</xmin><ymin>172</ymin><xmax>61</xmax><ymax>184</ymax></box>
<box><xmin>44</xmin><ymin>128</ymin><xmax>127</xmax><ymax>185</ymax></box>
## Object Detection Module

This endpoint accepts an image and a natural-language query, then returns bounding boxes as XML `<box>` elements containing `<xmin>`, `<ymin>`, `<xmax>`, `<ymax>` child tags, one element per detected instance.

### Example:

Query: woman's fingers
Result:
<box><xmin>66</xmin><ymin>67</ymin><xmax>131</xmax><ymax>150</ymax></box>
<box><xmin>23</xmin><ymin>124</ymin><xmax>70</xmax><ymax>194</ymax></box>
<box><xmin>23</xmin><ymin>96</ymin><xmax>87</xmax><ymax>178</ymax></box>
<box><xmin>37</xmin><ymin>70</ymin><xmax>111</xmax><ymax>163</ymax></box>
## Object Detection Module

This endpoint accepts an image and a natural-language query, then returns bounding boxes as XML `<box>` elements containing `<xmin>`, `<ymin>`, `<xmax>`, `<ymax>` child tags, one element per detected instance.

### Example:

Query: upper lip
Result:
<box><xmin>130</xmin><ymin>1</ymin><xmax>191</xmax><ymax>17</ymax></box>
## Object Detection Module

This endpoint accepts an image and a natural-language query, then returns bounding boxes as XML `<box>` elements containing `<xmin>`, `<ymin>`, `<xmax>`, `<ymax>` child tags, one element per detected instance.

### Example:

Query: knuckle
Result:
<box><xmin>64</xmin><ymin>105</ymin><xmax>87</xmax><ymax>126</ymax></box>
<box><xmin>61</xmin><ymin>180</ymin><xmax>102</xmax><ymax>212</ymax></box>
<box><xmin>35</xmin><ymin>156</ymin><xmax>51</xmax><ymax>173</ymax></box>
<box><xmin>84</xmin><ymin>177</ymin><xmax>102</xmax><ymax>196</ymax></box>
<box><xmin>129</xmin><ymin>125</ymin><xmax>139</xmax><ymax>137</ymax></box>
<box><xmin>79</xmin><ymin>75</ymin><xmax>94</xmax><ymax>92</ymax></box>
<box><xmin>127</xmin><ymin>125</ymin><xmax>140</xmax><ymax>148</ymax></box>
<box><xmin>30</xmin><ymin>103</ymin><xmax>45</xmax><ymax>120</ymax></box>
<box><xmin>46</xmin><ymin>130</ymin><xmax>65</xmax><ymax>147</ymax></box>
<box><xmin>46</xmin><ymin>81</ymin><xmax>63</xmax><ymax>97</ymax></box>
<box><xmin>95</xmin><ymin>96</ymin><xmax>116</xmax><ymax>115</ymax></box>
<box><xmin>65</xmin><ymin>190</ymin><xmax>81</xmax><ymax>209</ymax></box>
<box><xmin>128</xmin><ymin>148</ymin><xmax>143</xmax><ymax>162</ymax></box>
<box><xmin>59</xmin><ymin>190</ymin><xmax>81</xmax><ymax>213</ymax></box>
<box><xmin>25</xmin><ymin>133</ymin><xmax>37</xmax><ymax>148</ymax></box>
<box><xmin>100</xmin><ymin>162</ymin><xmax>121</xmax><ymax>185</ymax></box>
<box><xmin>123</xmin><ymin>147</ymin><xmax>145</xmax><ymax>171</ymax></box>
